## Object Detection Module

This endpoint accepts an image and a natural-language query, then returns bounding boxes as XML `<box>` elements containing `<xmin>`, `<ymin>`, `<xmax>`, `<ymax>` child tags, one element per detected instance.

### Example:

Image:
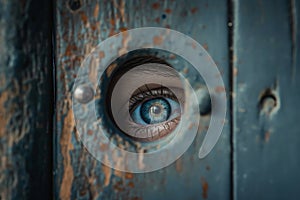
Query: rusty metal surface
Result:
<box><xmin>54</xmin><ymin>0</ymin><xmax>231</xmax><ymax>199</ymax></box>
<box><xmin>0</xmin><ymin>0</ymin><xmax>53</xmax><ymax>199</ymax></box>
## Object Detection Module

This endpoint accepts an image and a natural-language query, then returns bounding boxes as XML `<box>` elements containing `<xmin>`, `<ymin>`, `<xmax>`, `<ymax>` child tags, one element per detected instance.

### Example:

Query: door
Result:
<box><xmin>0</xmin><ymin>0</ymin><xmax>299</xmax><ymax>199</ymax></box>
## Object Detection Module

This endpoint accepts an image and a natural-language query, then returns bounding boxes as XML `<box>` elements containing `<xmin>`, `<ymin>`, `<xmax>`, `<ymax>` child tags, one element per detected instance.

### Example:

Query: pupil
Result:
<box><xmin>150</xmin><ymin>105</ymin><xmax>161</xmax><ymax>115</ymax></box>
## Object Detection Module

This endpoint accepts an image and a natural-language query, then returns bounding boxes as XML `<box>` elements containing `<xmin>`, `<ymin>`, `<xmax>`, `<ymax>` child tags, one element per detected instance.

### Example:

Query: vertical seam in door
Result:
<box><xmin>51</xmin><ymin>0</ymin><xmax>57</xmax><ymax>199</ymax></box>
<box><xmin>228</xmin><ymin>0</ymin><xmax>236</xmax><ymax>199</ymax></box>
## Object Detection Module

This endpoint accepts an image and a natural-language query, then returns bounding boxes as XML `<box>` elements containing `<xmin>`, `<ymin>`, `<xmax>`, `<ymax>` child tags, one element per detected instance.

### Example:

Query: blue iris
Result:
<box><xmin>131</xmin><ymin>97</ymin><xmax>179</xmax><ymax>125</ymax></box>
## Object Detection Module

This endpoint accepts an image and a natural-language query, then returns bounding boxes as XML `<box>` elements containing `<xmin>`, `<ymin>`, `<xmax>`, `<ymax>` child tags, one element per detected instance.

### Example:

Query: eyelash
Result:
<box><xmin>128</xmin><ymin>115</ymin><xmax>181</xmax><ymax>141</ymax></box>
<box><xmin>129</xmin><ymin>85</ymin><xmax>178</xmax><ymax>113</ymax></box>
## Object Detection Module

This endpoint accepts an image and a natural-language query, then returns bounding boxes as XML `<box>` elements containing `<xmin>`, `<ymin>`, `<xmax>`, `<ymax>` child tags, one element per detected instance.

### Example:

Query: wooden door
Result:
<box><xmin>0</xmin><ymin>0</ymin><xmax>299</xmax><ymax>199</ymax></box>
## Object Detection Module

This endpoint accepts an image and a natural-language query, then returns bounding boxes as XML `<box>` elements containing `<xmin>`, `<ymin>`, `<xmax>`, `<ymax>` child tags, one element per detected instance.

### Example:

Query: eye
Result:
<box><xmin>96</xmin><ymin>51</ymin><xmax>187</xmax><ymax>146</ymax></box>
<box><xmin>130</xmin><ymin>86</ymin><xmax>181</xmax><ymax>126</ymax></box>
<box><xmin>101</xmin><ymin>55</ymin><xmax>185</xmax><ymax>142</ymax></box>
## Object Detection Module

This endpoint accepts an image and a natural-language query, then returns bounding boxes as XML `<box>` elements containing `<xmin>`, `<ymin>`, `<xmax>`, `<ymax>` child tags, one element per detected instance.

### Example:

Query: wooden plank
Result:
<box><xmin>233</xmin><ymin>0</ymin><xmax>300</xmax><ymax>199</ymax></box>
<box><xmin>55</xmin><ymin>0</ymin><xmax>231</xmax><ymax>199</ymax></box>
<box><xmin>0</xmin><ymin>0</ymin><xmax>53</xmax><ymax>199</ymax></box>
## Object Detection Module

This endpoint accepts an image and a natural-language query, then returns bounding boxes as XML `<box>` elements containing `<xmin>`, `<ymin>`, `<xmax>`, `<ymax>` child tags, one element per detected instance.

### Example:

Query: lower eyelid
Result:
<box><xmin>127</xmin><ymin>116</ymin><xmax>180</xmax><ymax>141</ymax></box>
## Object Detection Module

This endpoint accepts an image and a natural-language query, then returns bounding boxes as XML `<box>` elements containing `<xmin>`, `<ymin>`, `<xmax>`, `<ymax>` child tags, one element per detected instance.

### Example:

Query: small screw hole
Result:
<box><xmin>259</xmin><ymin>89</ymin><xmax>279</xmax><ymax>117</ymax></box>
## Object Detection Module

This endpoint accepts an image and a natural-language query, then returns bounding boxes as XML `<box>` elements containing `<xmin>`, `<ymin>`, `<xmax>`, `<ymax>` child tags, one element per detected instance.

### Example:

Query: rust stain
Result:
<box><xmin>203</xmin><ymin>43</ymin><xmax>208</xmax><ymax>50</ymax></box>
<box><xmin>64</xmin><ymin>45</ymin><xmax>77</xmax><ymax>57</ymax></box>
<box><xmin>125</xmin><ymin>173</ymin><xmax>133</xmax><ymax>179</ymax></box>
<box><xmin>93</xmin><ymin>3</ymin><xmax>99</xmax><ymax>18</ymax></box>
<box><xmin>100</xmin><ymin>143</ymin><xmax>108</xmax><ymax>151</ymax></box>
<box><xmin>175</xmin><ymin>158</ymin><xmax>183</xmax><ymax>172</ymax></box>
<box><xmin>127</xmin><ymin>182</ymin><xmax>135</xmax><ymax>188</ymax></box>
<box><xmin>264</xmin><ymin>131</ymin><xmax>271</xmax><ymax>143</ymax></box>
<box><xmin>90</xmin><ymin>23</ymin><xmax>98</xmax><ymax>31</ymax></box>
<box><xmin>119</xmin><ymin>27</ymin><xmax>128</xmax><ymax>32</ymax></box>
<box><xmin>59</xmin><ymin>108</ymin><xmax>75</xmax><ymax>200</ymax></box>
<box><xmin>191</xmin><ymin>7</ymin><xmax>198</xmax><ymax>14</ymax></box>
<box><xmin>152</xmin><ymin>2</ymin><xmax>160</xmax><ymax>9</ymax></box>
<box><xmin>0</xmin><ymin>91</ymin><xmax>9</xmax><ymax>137</ymax></box>
<box><xmin>110</xmin><ymin>18</ymin><xmax>115</xmax><ymax>26</ymax></box>
<box><xmin>155</xmin><ymin>17</ymin><xmax>160</xmax><ymax>23</ymax></box>
<box><xmin>183</xmin><ymin>67</ymin><xmax>189</xmax><ymax>74</ymax></box>
<box><xmin>99</xmin><ymin>51</ymin><xmax>105</xmax><ymax>59</ymax></box>
<box><xmin>89</xmin><ymin>57</ymin><xmax>99</xmax><ymax>84</ymax></box>
<box><xmin>201</xmin><ymin>177</ymin><xmax>208</xmax><ymax>199</ymax></box>
<box><xmin>102</xmin><ymin>158</ymin><xmax>111</xmax><ymax>187</ymax></box>
<box><xmin>87</xmin><ymin>130</ymin><xmax>93</xmax><ymax>135</ymax></box>
<box><xmin>118</xmin><ymin>31</ymin><xmax>131</xmax><ymax>55</ymax></box>
<box><xmin>113</xmin><ymin>169</ymin><xmax>124</xmax><ymax>178</ymax></box>
<box><xmin>191</xmin><ymin>41</ymin><xmax>197</xmax><ymax>49</ymax></box>
<box><xmin>164</xmin><ymin>8</ymin><xmax>172</xmax><ymax>14</ymax></box>
<box><xmin>79</xmin><ymin>11</ymin><xmax>88</xmax><ymax>25</ymax></box>
<box><xmin>109</xmin><ymin>29</ymin><xmax>116</xmax><ymax>37</ymax></box>
<box><xmin>169</xmin><ymin>54</ymin><xmax>176</xmax><ymax>59</ymax></box>
<box><xmin>131</xmin><ymin>197</ymin><xmax>142</xmax><ymax>200</ymax></box>
<box><xmin>215</xmin><ymin>86</ymin><xmax>226</xmax><ymax>93</ymax></box>
<box><xmin>153</xmin><ymin>35</ymin><xmax>163</xmax><ymax>45</ymax></box>
<box><xmin>113</xmin><ymin>180</ymin><xmax>125</xmax><ymax>192</ymax></box>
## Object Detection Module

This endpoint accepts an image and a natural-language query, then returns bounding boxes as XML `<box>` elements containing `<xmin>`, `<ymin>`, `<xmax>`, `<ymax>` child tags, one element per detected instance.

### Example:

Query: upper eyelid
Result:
<box><xmin>129</xmin><ymin>87</ymin><xmax>178</xmax><ymax>112</ymax></box>
<box><xmin>134</xmin><ymin>66</ymin><xmax>178</xmax><ymax>78</ymax></box>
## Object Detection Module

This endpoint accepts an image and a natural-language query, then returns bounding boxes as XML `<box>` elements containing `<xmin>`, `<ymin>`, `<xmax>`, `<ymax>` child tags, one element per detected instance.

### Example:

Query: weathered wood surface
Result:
<box><xmin>233</xmin><ymin>0</ymin><xmax>300</xmax><ymax>199</ymax></box>
<box><xmin>0</xmin><ymin>0</ymin><xmax>53</xmax><ymax>199</ymax></box>
<box><xmin>1</xmin><ymin>0</ymin><xmax>298</xmax><ymax>199</ymax></box>
<box><xmin>54</xmin><ymin>0</ymin><xmax>231</xmax><ymax>199</ymax></box>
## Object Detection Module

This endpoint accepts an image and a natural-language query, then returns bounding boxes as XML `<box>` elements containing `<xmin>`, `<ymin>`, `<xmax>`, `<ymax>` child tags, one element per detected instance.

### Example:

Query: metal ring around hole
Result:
<box><xmin>72</xmin><ymin>27</ymin><xmax>226</xmax><ymax>172</ymax></box>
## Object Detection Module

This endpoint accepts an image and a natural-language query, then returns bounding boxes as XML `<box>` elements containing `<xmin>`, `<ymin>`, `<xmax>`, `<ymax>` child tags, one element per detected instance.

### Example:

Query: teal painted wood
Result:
<box><xmin>54</xmin><ymin>0</ymin><xmax>231</xmax><ymax>199</ymax></box>
<box><xmin>233</xmin><ymin>0</ymin><xmax>300</xmax><ymax>199</ymax></box>
<box><xmin>0</xmin><ymin>0</ymin><xmax>53</xmax><ymax>199</ymax></box>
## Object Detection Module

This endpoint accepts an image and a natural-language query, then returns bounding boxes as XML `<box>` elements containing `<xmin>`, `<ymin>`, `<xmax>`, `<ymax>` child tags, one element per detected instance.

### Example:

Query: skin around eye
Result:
<box><xmin>110</xmin><ymin>63</ymin><xmax>185</xmax><ymax>141</ymax></box>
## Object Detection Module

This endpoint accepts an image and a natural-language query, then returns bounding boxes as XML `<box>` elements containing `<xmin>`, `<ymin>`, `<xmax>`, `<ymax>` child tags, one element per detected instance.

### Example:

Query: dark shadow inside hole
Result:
<box><xmin>95</xmin><ymin>48</ymin><xmax>211</xmax><ymax>152</ymax></box>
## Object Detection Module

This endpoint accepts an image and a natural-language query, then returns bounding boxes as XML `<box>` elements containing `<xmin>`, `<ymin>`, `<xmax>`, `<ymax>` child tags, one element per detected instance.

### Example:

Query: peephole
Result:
<box><xmin>72</xmin><ymin>27</ymin><xmax>226</xmax><ymax>172</ymax></box>
<box><xmin>96</xmin><ymin>49</ymin><xmax>191</xmax><ymax>152</ymax></box>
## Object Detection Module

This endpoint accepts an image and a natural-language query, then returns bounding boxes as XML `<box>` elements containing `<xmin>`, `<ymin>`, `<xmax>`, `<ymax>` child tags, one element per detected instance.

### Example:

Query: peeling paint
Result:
<box><xmin>59</xmin><ymin>108</ymin><xmax>75</xmax><ymax>200</ymax></box>
<box><xmin>102</xmin><ymin>155</ymin><xmax>112</xmax><ymax>187</ymax></box>
<box><xmin>118</xmin><ymin>31</ymin><xmax>131</xmax><ymax>56</ymax></box>
<box><xmin>153</xmin><ymin>35</ymin><xmax>163</xmax><ymax>45</ymax></box>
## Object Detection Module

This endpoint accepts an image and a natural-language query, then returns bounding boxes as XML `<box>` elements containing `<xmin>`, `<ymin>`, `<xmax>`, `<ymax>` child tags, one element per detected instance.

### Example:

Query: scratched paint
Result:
<box><xmin>0</xmin><ymin>0</ymin><xmax>299</xmax><ymax>199</ymax></box>
<box><xmin>0</xmin><ymin>0</ymin><xmax>52</xmax><ymax>199</ymax></box>
<box><xmin>55</xmin><ymin>0</ymin><xmax>231</xmax><ymax>199</ymax></box>
<box><xmin>233</xmin><ymin>0</ymin><xmax>300</xmax><ymax>199</ymax></box>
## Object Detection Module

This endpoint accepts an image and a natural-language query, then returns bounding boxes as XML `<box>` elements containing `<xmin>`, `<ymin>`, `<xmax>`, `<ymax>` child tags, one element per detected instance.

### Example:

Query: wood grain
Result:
<box><xmin>0</xmin><ymin>0</ymin><xmax>53</xmax><ymax>199</ymax></box>
<box><xmin>54</xmin><ymin>0</ymin><xmax>231</xmax><ymax>199</ymax></box>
